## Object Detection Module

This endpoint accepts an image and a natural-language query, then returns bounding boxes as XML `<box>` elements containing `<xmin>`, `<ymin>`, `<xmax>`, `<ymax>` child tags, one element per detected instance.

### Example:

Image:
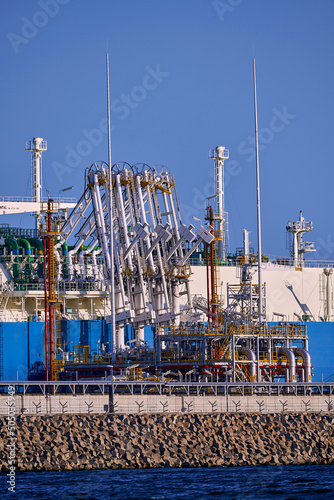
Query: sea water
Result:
<box><xmin>0</xmin><ymin>464</ymin><xmax>334</xmax><ymax>499</ymax></box>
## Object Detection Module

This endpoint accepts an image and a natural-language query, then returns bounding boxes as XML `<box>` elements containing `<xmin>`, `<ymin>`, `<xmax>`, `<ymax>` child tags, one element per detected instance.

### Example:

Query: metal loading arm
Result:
<box><xmin>60</xmin><ymin>187</ymin><xmax>92</xmax><ymax>242</ymax></box>
<box><xmin>166</xmin><ymin>224</ymin><xmax>196</xmax><ymax>261</ymax></box>
<box><xmin>144</xmin><ymin>224</ymin><xmax>171</xmax><ymax>260</ymax></box>
<box><xmin>178</xmin><ymin>225</ymin><xmax>214</xmax><ymax>266</ymax></box>
<box><xmin>123</xmin><ymin>223</ymin><xmax>149</xmax><ymax>261</ymax></box>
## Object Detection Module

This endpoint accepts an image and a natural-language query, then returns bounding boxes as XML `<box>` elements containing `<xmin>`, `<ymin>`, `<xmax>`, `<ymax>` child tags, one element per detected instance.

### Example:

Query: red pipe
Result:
<box><xmin>208</xmin><ymin>207</ymin><xmax>216</xmax><ymax>325</ymax></box>
<box><xmin>206</xmin><ymin>242</ymin><xmax>210</xmax><ymax>323</ymax></box>
<box><xmin>47</xmin><ymin>199</ymin><xmax>54</xmax><ymax>380</ymax></box>
<box><xmin>49</xmin><ymin>303</ymin><xmax>54</xmax><ymax>381</ymax></box>
<box><xmin>43</xmin><ymin>236</ymin><xmax>48</xmax><ymax>381</ymax></box>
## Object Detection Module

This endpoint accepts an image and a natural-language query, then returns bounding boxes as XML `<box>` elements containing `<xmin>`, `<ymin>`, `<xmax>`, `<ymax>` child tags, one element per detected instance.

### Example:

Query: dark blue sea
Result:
<box><xmin>1</xmin><ymin>465</ymin><xmax>334</xmax><ymax>499</ymax></box>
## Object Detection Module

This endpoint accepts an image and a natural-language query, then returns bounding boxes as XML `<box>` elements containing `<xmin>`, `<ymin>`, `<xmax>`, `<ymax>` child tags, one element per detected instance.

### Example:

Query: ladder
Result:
<box><xmin>218</xmin><ymin>336</ymin><xmax>232</xmax><ymax>360</ymax></box>
<box><xmin>0</xmin><ymin>289</ymin><xmax>10</xmax><ymax>320</ymax></box>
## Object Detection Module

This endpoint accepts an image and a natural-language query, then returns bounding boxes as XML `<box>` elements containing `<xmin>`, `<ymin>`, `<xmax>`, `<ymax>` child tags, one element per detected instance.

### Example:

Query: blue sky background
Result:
<box><xmin>0</xmin><ymin>0</ymin><xmax>333</xmax><ymax>258</ymax></box>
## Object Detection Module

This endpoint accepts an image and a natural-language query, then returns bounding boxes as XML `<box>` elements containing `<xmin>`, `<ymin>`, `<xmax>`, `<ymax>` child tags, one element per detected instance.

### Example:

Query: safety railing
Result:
<box><xmin>0</xmin><ymin>280</ymin><xmax>107</xmax><ymax>293</ymax></box>
<box><xmin>157</xmin><ymin>323</ymin><xmax>307</xmax><ymax>338</ymax></box>
<box><xmin>1</xmin><ymin>380</ymin><xmax>333</xmax><ymax>397</ymax></box>
<box><xmin>0</xmin><ymin>196</ymin><xmax>76</xmax><ymax>203</ymax></box>
<box><xmin>188</xmin><ymin>254</ymin><xmax>334</xmax><ymax>269</ymax></box>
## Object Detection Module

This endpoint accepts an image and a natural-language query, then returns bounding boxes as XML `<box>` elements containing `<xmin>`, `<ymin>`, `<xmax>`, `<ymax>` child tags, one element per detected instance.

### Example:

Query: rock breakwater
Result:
<box><xmin>0</xmin><ymin>412</ymin><xmax>333</xmax><ymax>471</ymax></box>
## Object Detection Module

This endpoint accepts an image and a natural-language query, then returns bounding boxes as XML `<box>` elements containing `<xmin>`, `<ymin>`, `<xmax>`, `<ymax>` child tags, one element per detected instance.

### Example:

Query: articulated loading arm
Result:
<box><xmin>59</xmin><ymin>161</ymin><xmax>215</xmax><ymax>348</ymax></box>
<box><xmin>60</xmin><ymin>188</ymin><xmax>92</xmax><ymax>242</ymax></box>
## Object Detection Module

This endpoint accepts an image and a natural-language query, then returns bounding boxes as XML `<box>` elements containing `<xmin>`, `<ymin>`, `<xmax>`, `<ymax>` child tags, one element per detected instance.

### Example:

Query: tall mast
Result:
<box><xmin>106</xmin><ymin>53</ymin><xmax>116</xmax><ymax>362</ymax></box>
<box><xmin>253</xmin><ymin>58</ymin><xmax>263</xmax><ymax>323</ymax></box>
<box><xmin>26</xmin><ymin>137</ymin><xmax>47</xmax><ymax>229</ymax></box>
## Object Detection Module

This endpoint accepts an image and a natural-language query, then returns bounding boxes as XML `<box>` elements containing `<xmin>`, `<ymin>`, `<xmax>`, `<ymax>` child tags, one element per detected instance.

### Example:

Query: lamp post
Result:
<box><xmin>58</xmin><ymin>186</ymin><xmax>73</xmax><ymax>202</ymax></box>
<box><xmin>107</xmin><ymin>364</ymin><xmax>114</xmax><ymax>413</ymax></box>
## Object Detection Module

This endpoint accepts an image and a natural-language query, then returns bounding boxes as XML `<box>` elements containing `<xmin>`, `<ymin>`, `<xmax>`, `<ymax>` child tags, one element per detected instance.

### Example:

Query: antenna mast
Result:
<box><xmin>253</xmin><ymin>58</ymin><xmax>263</xmax><ymax>323</ymax></box>
<box><xmin>106</xmin><ymin>53</ymin><xmax>116</xmax><ymax>363</ymax></box>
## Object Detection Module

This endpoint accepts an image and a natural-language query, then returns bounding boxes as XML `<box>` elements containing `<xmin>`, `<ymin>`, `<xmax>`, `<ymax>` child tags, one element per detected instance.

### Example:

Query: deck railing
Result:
<box><xmin>0</xmin><ymin>380</ymin><xmax>333</xmax><ymax>397</ymax></box>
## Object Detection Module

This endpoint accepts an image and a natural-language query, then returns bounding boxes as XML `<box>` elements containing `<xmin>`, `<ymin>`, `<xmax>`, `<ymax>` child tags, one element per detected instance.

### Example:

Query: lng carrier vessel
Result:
<box><xmin>0</xmin><ymin>138</ymin><xmax>332</xmax><ymax>384</ymax></box>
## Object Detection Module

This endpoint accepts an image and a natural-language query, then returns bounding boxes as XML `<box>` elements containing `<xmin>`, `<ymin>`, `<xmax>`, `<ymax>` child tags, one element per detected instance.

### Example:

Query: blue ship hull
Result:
<box><xmin>1</xmin><ymin>320</ymin><xmax>332</xmax><ymax>382</ymax></box>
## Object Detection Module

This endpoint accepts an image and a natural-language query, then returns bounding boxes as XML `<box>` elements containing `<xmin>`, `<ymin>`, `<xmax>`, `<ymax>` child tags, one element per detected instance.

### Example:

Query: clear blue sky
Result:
<box><xmin>1</xmin><ymin>0</ymin><xmax>333</xmax><ymax>258</ymax></box>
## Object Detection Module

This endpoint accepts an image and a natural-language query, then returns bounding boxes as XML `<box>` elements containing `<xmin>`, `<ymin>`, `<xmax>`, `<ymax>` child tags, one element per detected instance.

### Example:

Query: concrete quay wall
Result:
<box><xmin>0</xmin><ymin>393</ymin><xmax>333</xmax><ymax>416</ymax></box>
<box><xmin>0</xmin><ymin>412</ymin><xmax>333</xmax><ymax>472</ymax></box>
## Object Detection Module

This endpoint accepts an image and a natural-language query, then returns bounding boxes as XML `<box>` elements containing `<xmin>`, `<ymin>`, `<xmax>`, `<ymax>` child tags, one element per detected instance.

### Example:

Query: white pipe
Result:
<box><xmin>122</xmin><ymin>177</ymin><xmax>149</xmax><ymax>319</ymax></box>
<box><xmin>79</xmin><ymin>251</ymin><xmax>86</xmax><ymax>280</ymax></box>
<box><xmin>133</xmin><ymin>283</ymin><xmax>143</xmax><ymax>314</ymax></box>
<box><xmin>60</xmin><ymin>187</ymin><xmax>92</xmax><ymax>243</ymax></box>
<box><xmin>145</xmin><ymin>176</ymin><xmax>170</xmax><ymax>312</ymax></box>
<box><xmin>117</xmin><ymin>327</ymin><xmax>125</xmax><ymax>350</ymax></box>
<box><xmin>293</xmin><ymin>232</ymin><xmax>298</xmax><ymax>267</ymax></box>
<box><xmin>185</xmin><ymin>368</ymin><xmax>195</xmax><ymax>382</ymax></box>
<box><xmin>136</xmin><ymin>176</ymin><xmax>154</xmax><ymax>268</ymax></box>
<box><xmin>295</xmin><ymin>348</ymin><xmax>312</xmax><ymax>382</ymax></box>
<box><xmin>162</xmin><ymin>191</ymin><xmax>173</xmax><ymax>229</ymax></box>
<box><xmin>54</xmin><ymin>242</ymin><xmax>62</xmax><ymax>281</ymax></box>
<box><xmin>112</xmin><ymin>233</ymin><xmax>127</xmax><ymax>309</ymax></box>
<box><xmin>278</xmin><ymin>347</ymin><xmax>296</xmax><ymax>382</ymax></box>
<box><xmin>92</xmin><ymin>248</ymin><xmax>102</xmax><ymax>280</ymax></box>
<box><xmin>162</xmin><ymin>370</ymin><xmax>180</xmax><ymax>380</ymax></box>
<box><xmin>90</xmin><ymin>174</ymin><xmax>111</xmax><ymax>282</ymax></box>
<box><xmin>326</xmin><ymin>272</ymin><xmax>331</xmax><ymax>320</ymax></box>
<box><xmin>239</xmin><ymin>346</ymin><xmax>257</xmax><ymax>382</ymax></box>
<box><xmin>67</xmin><ymin>236</ymin><xmax>88</xmax><ymax>281</ymax></box>
<box><xmin>172</xmin><ymin>283</ymin><xmax>180</xmax><ymax>326</ymax></box>
<box><xmin>116</xmin><ymin>174</ymin><xmax>132</xmax><ymax>268</ymax></box>
<box><xmin>155</xmin><ymin>283</ymin><xmax>164</xmax><ymax>315</ymax></box>
<box><xmin>203</xmin><ymin>369</ymin><xmax>213</xmax><ymax>382</ymax></box>
<box><xmin>67</xmin><ymin>249</ymin><xmax>76</xmax><ymax>280</ymax></box>
<box><xmin>54</xmin><ymin>245</ymin><xmax>62</xmax><ymax>282</ymax></box>
<box><xmin>80</xmin><ymin>239</ymin><xmax>99</xmax><ymax>281</ymax></box>
<box><xmin>166</xmin><ymin>184</ymin><xmax>182</xmax><ymax>258</ymax></box>
<box><xmin>94</xmin><ymin>175</ymin><xmax>111</xmax><ymax>270</ymax></box>
<box><xmin>136</xmin><ymin>326</ymin><xmax>145</xmax><ymax>347</ymax></box>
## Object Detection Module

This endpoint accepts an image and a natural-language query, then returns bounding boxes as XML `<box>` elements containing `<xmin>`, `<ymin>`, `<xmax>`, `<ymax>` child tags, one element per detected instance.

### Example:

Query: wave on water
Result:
<box><xmin>1</xmin><ymin>464</ymin><xmax>334</xmax><ymax>500</ymax></box>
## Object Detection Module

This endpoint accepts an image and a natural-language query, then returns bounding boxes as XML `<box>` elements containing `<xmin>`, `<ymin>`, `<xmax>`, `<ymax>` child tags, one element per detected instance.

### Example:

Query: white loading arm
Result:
<box><xmin>145</xmin><ymin>223</ymin><xmax>171</xmax><ymax>260</ymax></box>
<box><xmin>89</xmin><ymin>172</ymin><xmax>111</xmax><ymax>280</ymax></box>
<box><xmin>166</xmin><ymin>224</ymin><xmax>196</xmax><ymax>261</ymax></box>
<box><xmin>73</xmin><ymin>192</ymin><xmax>107</xmax><ymax>242</ymax></box>
<box><xmin>123</xmin><ymin>222</ymin><xmax>149</xmax><ymax>261</ymax></box>
<box><xmin>177</xmin><ymin>225</ymin><xmax>214</xmax><ymax>266</ymax></box>
<box><xmin>60</xmin><ymin>187</ymin><xmax>92</xmax><ymax>242</ymax></box>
